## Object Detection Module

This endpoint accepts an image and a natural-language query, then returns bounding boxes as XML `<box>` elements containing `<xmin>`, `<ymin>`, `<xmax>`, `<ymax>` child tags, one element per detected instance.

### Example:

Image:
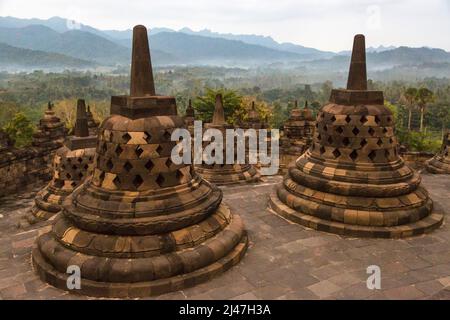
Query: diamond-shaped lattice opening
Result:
<box><xmin>83</xmin><ymin>164</ymin><xmax>89</xmax><ymax>170</ymax></box>
<box><xmin>332</xmin><ymin>148</ymin><xmax>341</xmax><ymax>158</ymax></box>
<box><xmin>336</xmin><ymin>126</ymin><xmax>344</xmax><ymax>134</ymax></box>
<box><xmin>145</xmin><ymin>159</ymin><xmax>154</xmax><ymax>171</ymax></box>
<box><xmin>176</xmin><ymin>170</ymin><xmax>183</xmax><ymax>181</ymax></box>
<box><xmin>113</xmin><ymin>176</ymin><xmax>121</xmax><ymax>188</ymax></box>
<box><xmin>330</xmin><ymin>115</ymin><xmax>336</xmax><ymax>122</ymax></box>
<box><xmin>144</xmin><ymin>131</ymin><xmax>152</xmax><ymax>144</ymax></box>
<box><xmin>135</xmin><ymin>146</ymin><xmax>144</xmax><ymax>158</ymax></box>
<box><xmin>384</xmin><ymin>149</ymin><xmax>390</xmax><ymax>159</ymax></box>
<box><xmin>163</xmin><ymin>130</ymin><xmax>171</xmax><ymax>141</ymax></box>
<box><xmin>66</xmin><ymin>173</ymin><xmax>72</xmax><ymax>179</ymax></box>
<box><xmin>156</xmin><ymin>145</ymin><xmax>163</xmax><ymax>155</ymax></box>
<box><xmin>101</xmin><ymin>142</ymin><xmax>108</xmax><ymax>153</ymax></box>
<box><xmin>106</xmin><ymin>159</ymin><xmax>114</xmax><ymax>171</ymax></box>
<box><xmin>317</xmin><ymin>134</ymin><xmax>321</xmax><ymax>141</ymax></box>
<box><xmin>71</xmin><ymin>181</ymin><xmax>77</xmax><ymax>188</ymax></box>
<box><xmin>360</xmin><ymin>115</ymin><xmax>368</xmax><ymax>124</ymax></box>
<box><xmin>382</xmin><ymin>127</ymin><xmax>388</xmax><ymax>134</ymax></box>
<box><xmin>319</xmin><ymin>146</ymin><xmax>326</xmax><ymax>155</ymax></box>
<box><xmin>368</xmin><ymin>150</ymin><xmax>377</xmax><ymax>161</ymax></box>
<box><xmin>349</xmin><ymin>150</ymin><xmax>358</xmax><ymax>161</ymax></box>
<box><xmin>375</xmin><ymin>115</ymin><xmax>381</xmax><ymax>125</ymax></box>
<box><xmin>78</xmin><ymin>172</ymin><xmax>83</xmax><ymax>179</ymax></box>
<box><xmin>54</xmin><ymin>180</ymin><xmax>64</xmax><ymax>188</ymax></box>
<box><xmin>368</xmin><ymin>127</ymin><xmax>375</xmax><ymax>136</ymax></box>
<box><xmin>389</xmin><ymin>138</ymin><xmax>394</xmax><ymax>144</ymax></box>
<box><xmin>377</xmin><ymin>138</ymin><xmax>383</xmax><ymax>147</ymax></box>
<box><xmin>352</xmin><ymin>127</ymin><xmax>360</xmax><ymax>136</ymax></box>
<box><xmin>115</xmin><ymin>145</ymin><xmax>123</xmax><ymax>156</ymax></box>
<box><xmin>386</xmin><ymin>116</ymin><xmax>392</xmax><ymax>123</ymax></box>
<box><xmin>315</xmin><ymin>123</ymin><xmax>319</xmax><ymax>128</ymax></box>
<box><xmin>165</xmin><ymin>158</ymin><xmax>172</xmax><ymax>168</ymax></box>
<box><xmin>72</xmin><ymin>165</ymin><xmax>77</xmax><ymax>170</ymax></box>
<box><xmin>327</xmin><ymin>136</ymin><xmax>333</xmax><ymax>144</ymax></box>
<box><xmin>122</xmin><ymin>133</ymin><xmax>131</xmax><ymax>143</ymax></box>
<box><xmin>323</xmin><ymin>125</ymin><xmax>328</xmax><ymax>132</ymax></box>
<box><xmin>88</xmin><ymin>156</ymin><xmax>93</xmax><ymax>161</ymax></box>
<box><xmin>99</xmin><ymin>171</ymin><xmax>105</xmax><ymax>182</ymax></box>
<box><xmin>61</xmin><ymin>164</ymin><xmax>66</xmax><ymax>170</ymax></box>
<box><xmin>124</xmin><ymin>161</ymin><xmax>133</xmax><ymax>172</ymax></box>
<box><xmin>360</xmin><ymin>139</ymin><xmax>367</xmax><ymax>148</ymax></box>
<box><xmin>156</xmin><ymin>174</ymin><xmax>165</xmax><ymax>187</ymax></box>
<box><xmin>77</xmin><ymin>157</ymin><xmax>83</xmax><ymax>163</ymax></box>
<box><xmin>132</xmin><ymin>175</ymin><xmax>143</xmax><ymax>189</ymax></box>
<box><xmin>321</xmin><ymin>112</ymin><xmax>325</xmax><ymax>118</ymax></box>
<box><xmin>345</xmin><ymin>115</ymin><xmax>352</xmax><ymax>123</ymax></box>
<box><xmin>342</xmin><ymin>137</ymin><xmax>350</xmax><ymax>146</ymax></box>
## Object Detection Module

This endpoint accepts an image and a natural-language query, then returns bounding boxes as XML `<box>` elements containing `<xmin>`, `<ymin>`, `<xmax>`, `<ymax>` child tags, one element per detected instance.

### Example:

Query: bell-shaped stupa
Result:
<box><xmin>32</xmin><ymin>25</ymin><xmax>248</xmax><ymax>298</ymax></box>
<box><xmin>195</xmin><ymin>94</ymin><xmax>260</xmax><ymax>185</ymax></box>
<box><xmin>426</xmin><ymin>131</ymin><xmax>450</xmax><ymax>174</ymax></box>
<box><xmin>32</xmin><ymin>102</ymin><xmax>67</xmax><ymax>150</ymax></box>
<box><xmin>270</xmin><ymin>35</ymin><xmax>443</xmax><ymax>238</ymax></box>
<box><xmin>244</xmin><ymin>101</ymin><xmax>266</xmax><ymax>130</ymax></box>
<box><xmin>183</xmin><ymin>98</ymin><xmax>195</xmax><ymax>133</ymax></box>
<box><xmin>28</xmin><ymin>100</ymin><xmax>96</xmax><ymax>224</ymax></box>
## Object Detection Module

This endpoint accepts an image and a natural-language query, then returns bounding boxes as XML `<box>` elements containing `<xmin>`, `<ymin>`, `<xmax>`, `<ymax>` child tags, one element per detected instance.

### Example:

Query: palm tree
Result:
<box><xmin>402</xmin><ymin>87</ymin><xmax>418</xmax><ymax>131</ymax></box>
<box><xmin>416</xmin><ymin>88</ymin><xmax>434</xmax><ymax>132</ymax></box>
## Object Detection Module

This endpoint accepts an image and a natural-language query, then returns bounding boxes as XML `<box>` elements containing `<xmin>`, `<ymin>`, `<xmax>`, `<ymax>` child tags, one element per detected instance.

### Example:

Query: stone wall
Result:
<box><xmin>0</xmin><ymin>146</ymin><xmax>56</xmax><ymax>198</ymax></box>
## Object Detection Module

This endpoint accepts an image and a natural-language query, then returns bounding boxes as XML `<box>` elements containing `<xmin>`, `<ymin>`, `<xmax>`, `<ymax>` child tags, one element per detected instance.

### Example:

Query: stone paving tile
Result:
<box><xmin>0</xmin><ymin>173</ymin><xmax>449</xmax><ymax>299</ymax></box>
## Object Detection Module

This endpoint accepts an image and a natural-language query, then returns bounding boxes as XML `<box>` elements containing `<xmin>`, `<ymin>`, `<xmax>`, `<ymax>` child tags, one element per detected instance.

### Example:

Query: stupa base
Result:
<box><xmin>31</xmin><ymin>204</ymin><xmax>248</xmax><ymax>298</ymax></box>
<box><xmin>269</xmin><ymin>191</ymin><xmax>443</xmax><ymax>238</ymax></box>
<box><xmin>425</xmin><ymin>159</ymin><xmax>450</xmax><ymax>174</ymax></box>
<box><xmin>196</xmin><ymin>167</ymin><xmax>261</xmax><ymax>186</ymax></box>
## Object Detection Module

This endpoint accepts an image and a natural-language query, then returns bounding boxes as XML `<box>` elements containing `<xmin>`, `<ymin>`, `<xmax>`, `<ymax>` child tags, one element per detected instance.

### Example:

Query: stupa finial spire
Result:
<box><xmin>212</xmin><ymin>93</ymin><xmax>226</xmax><ymax>125</ymax></box>
<box><xmin>346</xmin><ymin>34</ymin><xmax>367</xmax><ymax>90</ymax></box>
<box><xmin>130</xmin><ymin>25</ymin><xmax>156</xmax><ymax>96</ymax></box>
<box><xmin>74</xmin><ymin>99</ymin><xmax>89</xmax><ymax>137</ymax></box>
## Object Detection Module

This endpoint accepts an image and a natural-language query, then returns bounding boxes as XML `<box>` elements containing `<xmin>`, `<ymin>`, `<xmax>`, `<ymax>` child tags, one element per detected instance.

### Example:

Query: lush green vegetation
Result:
<box><xmin>0</xmin><ymin>69</ymin><xmax>448</xmax><ymax>153</ymax></box>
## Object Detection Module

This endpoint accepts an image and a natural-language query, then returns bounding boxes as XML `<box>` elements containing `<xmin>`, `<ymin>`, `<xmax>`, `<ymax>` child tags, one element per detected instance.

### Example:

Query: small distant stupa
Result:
<box><xmin>28</xmin><ymin>99</ymin><xmax>96</xmax><ymax>223</ymax></box>
<box><xmin>270</xmin><ymin>34</ymin><xmax>443</xmax><ymax>238</ymax></box>
<box><xmin>426</xmin><ymin>131</ymin><xmax>450</xmax><ymax>174</ymax></box>
<box><xmin>86</xmin><ymin>104</ymin><xmax>100</xmax><ymax>135</ymax></box>
<box><xmin>195</xmin><ymin>94</ymin><xmax>261</xmax><ymax>185</ymax></box>
<box><xmin>32</xmin><ymin>102</ymin><xmax>67</xmax><ymax>150</ymax></box>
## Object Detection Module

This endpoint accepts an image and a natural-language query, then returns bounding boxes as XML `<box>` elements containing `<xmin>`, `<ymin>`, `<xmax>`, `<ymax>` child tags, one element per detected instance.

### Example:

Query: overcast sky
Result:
<box><xmin>1</xmin><ymin>0</ymin><xmax>449</xmax><ymax>52</ymax></box>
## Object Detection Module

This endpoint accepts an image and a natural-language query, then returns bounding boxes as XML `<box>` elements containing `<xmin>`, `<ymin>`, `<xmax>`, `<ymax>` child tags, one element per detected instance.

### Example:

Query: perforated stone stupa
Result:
<box><xmin>244</xmin><ymin>101</ymin><xmax>266</xmax><ymax>130</ymax></box>
<box><xmin>28</xmin><ymin>100</ymin><xmax>96</xmax><ymax>224</ymax></box>
<box><xmin>32</xmin><ymin>25</ymin><xmax>248</xmax><ymax>298</ymax></box>
<box><xmin>183</xmin><ymin>98</ymin><xmax>195</xmax><ymax>133</ymax></box>
<box><xmin>32</xmin><ymin>102</ymin><xmax>67</xmax><ymax>150</ymax></box>
<box><xmin>426</xmin><ymin>131</ymin><xmax>450</xmax><ymax>174</ymax></box>
<box><xmin>269</xmin><ymin>35</ymin><xmax>443</xmax><ymax>238</ymax></box>
<box><xmin>195</xmin><ymin>94</ymin><xmax>260</xmax><ymax>185</ymax></box>
<box><xmin>281</xmin><ymin>100</ymin><xmax>315</xmax><ymax>154</ymax></box>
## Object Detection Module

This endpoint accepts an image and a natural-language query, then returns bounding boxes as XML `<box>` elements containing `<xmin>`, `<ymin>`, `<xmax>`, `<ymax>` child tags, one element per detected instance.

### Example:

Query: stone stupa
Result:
<box><xmin>244</xmin><ymin>101</ymin><xmax>266</xmax><ymax>130</ymax></box>
<box><xmin>426</xmin><ymin>131</ymin><xmax>450</xmax><ymax>174</ymax></box>
<box><xmin>86</xmin><ymin>104</ymin><xmax>100</xmax><ymax>135</ymax></box>
<box><xmin>195</xmin><ymin>94</ymin><xmax>261</xmax><ymax>185</ymax></box>
<box><xmin>183</xmin><ymin>98</ymin><xmax>195</xmax><ymax>133</ymax></box>
<box><xmin>32</xmin><ymin>101</ymin><xmax>67</xmax><ymax>150</ymax></box>
<box><xmin>32</xmin><ymin>25</ymin><xmax>248</xmax><ymax>298</ymax></box>
<box><xmin>28</xmin><ymin>100</ymin><xmax>96</xmax><ymax>224</ymax></box>
<box><xmin>269</xmin><ymin>34</ymin><xmax>443</xmax><ymax>238</ymax></box>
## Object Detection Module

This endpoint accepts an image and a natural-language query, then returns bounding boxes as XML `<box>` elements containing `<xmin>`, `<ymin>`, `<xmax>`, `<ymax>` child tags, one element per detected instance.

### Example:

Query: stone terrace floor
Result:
<box><xmin>0</xmin><ymin>173</ymin><xmax>449</xmax><ymax>300</ymax></box>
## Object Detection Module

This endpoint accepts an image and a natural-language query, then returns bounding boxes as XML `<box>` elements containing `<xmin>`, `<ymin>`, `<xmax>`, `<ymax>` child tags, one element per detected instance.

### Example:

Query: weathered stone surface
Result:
<box><xmin>32</xmin><ymin>25</ymin><xmax>248</xmax><ymax>298</ymax></box>
<box><xmin>270</xmin><ymin>35</ymin><xmax>443</xmax><ymax>238</ymax></box>
<box><xmin>32</xmin><ymin>102</ymin><xmax>67</xmax><ymax>150</ymax></box>
<box><xmin>195</xmin><ymin>94</ymin><xmax>261</xmax><ymax>185</ymax></box>
<box><xmin>86</xmin><ymin>105</ymin><xmax>100</xmax><ymax>136</ymax></box>
<box><xmin>426</xmin><ymin>131</ymin><xmax>450</xmax><ymax>174</ymax></box>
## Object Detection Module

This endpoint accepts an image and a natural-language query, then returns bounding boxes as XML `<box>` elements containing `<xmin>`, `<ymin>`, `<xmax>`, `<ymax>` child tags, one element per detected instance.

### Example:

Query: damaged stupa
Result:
<box><xmin>86</xmin><ymin>104</ymin><xmax>100</xmax><ymax>135</ymax></box>
<box><xmin>32</xmin><ymin>25</ymin><xmax>248</xmax><ymax>298</ymax></box>
<box><xmin>28</xmin><ymin>100</ymin><xmax>96</xmax><ymax>224</ymax></box>
<box><xmin>32</xmin><ymin>102</ymin><xmax>67</xmax><ymax>150</ymax></box>
<box><xmin>269</xmin><ymin>35</ymin><xmax>443</xmax><ymax>238</ymax></box>
<box><xmin>426</xmin><ymin>131</ymin><xmax>450</xmax><ymax>174</ymax></box>
<box><xmin>195</xmin><ymin>94</ymin><xmax>260</xmax><ymax>185</ymax></box>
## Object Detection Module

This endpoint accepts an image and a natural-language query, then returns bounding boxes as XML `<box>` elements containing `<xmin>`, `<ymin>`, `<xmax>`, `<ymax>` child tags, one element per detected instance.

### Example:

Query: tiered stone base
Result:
<box><xmin>195</xmin><ymin>164</ymin><xmax>260</xmax><ymax>186</ymax></box>
<box><xmin>27</xmin><ymin>186</ymin><xmax>66</xmax><ymax>224</ymax></box>
<box><xmin>269</xmin><ymin>191</ymin><xmax>443</xmax><ymax>238</ymax></box>
<box><xmin>32</xmin><ymin>202</ymin><xmax>248</xmax><ymax>298</ymax></box>
<box><xmin>426</xmin><ymin>156</ymin><xmax>450</xmax><ymax>174</ymax></box>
